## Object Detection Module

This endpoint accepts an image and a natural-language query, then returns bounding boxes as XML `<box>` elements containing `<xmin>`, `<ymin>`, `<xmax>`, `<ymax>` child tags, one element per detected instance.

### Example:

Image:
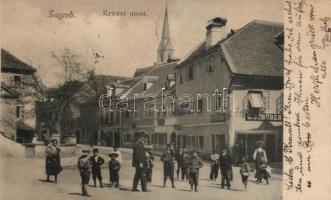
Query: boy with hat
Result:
<box><xmin>161</xmin><ymin>145</ymin><xmax>175</xmax><ymax>188</ymax></box>
<box><xmin>77</xmin><ymin>149</ymin><xmax>92</xmax><ymax>196</ymax></box>
<box><xmin>187</xmin><ymin>151</ymin><xmax>203</xmax><ymax>192</ymax></box>
<box><xmin>108</xmin><ymin>151</ymin><xmax>121</xmax><ymax>188</ymax></box>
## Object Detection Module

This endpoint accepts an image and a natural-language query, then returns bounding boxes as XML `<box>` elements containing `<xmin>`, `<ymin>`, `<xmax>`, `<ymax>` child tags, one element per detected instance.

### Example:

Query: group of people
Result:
<box><xmin>44</xmin><ymin>137</ymin><xmax>271</xmax><ymax>197</ymax></box>
<box><xmin>77</xmin><ymin>147</ymin><xmax>122</xmax><ymax>196</ymax></box>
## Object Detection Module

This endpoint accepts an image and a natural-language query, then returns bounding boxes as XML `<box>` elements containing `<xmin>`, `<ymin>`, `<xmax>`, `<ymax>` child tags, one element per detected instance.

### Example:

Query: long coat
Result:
<box><xmin>132</xmin><ymin>140</ymin><xmax>147</xmax><ymax>169</ymax></box>
<box><xmin>45</xmin><ymin>147</ymin><xmax>62</xmax><ymax>175</ymax></box>
<box><xmin>161</xmin><ymin>151</ymin><xmax>174</xmax><ymax>176</ymax></box>
<box><xmin>219</xmin><ymin>153</ymin><xmax>233</xmax><ymax>181</ymax></box>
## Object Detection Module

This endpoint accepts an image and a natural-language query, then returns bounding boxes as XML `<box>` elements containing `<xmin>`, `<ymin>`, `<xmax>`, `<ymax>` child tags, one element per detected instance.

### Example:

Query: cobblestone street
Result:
<box><xmin>0</xmin><ymin>150</ymin><xmax>282</xmax><ymax>200</ymax></box>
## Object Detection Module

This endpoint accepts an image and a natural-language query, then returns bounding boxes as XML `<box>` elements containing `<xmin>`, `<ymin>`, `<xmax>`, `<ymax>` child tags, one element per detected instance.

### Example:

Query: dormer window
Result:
<box><xmin>143</xmin><ymin>82</ymin><xmax>153</xmax><ymax>91</ymax></box>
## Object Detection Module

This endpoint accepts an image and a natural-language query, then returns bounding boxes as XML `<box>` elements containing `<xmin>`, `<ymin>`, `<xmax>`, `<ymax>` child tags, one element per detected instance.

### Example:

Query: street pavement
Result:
<box><xmin>0</xmin><ymin>150</ymin><xmax>282</xmax><ymax>200</ymax></box>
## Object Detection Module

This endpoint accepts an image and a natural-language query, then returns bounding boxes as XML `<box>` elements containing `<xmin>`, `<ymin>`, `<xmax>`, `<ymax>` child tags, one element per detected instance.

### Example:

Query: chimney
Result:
<box><xmin>205</xmin><ymin>17</ymin><xmax>227</xmax><ymax>49</ymax></box>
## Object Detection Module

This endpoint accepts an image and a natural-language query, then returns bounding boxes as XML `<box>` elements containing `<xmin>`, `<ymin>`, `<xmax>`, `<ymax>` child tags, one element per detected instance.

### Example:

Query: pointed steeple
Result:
<box><xmin>157</xmin><ymin>5</ymin><xmax>174</xmax><ymax>64</ymax></box>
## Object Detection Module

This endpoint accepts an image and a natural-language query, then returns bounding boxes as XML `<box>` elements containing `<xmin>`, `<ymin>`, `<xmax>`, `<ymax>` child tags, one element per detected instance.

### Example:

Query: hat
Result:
<box><xmin>81</xmin><ymin>149</ymin><xmax>91</xmax><ymax>155</ymax></box>
<box><xmin>108</xmin><ymin>151</ymin><xmax>119</xmax><ymax>158</ymax></box>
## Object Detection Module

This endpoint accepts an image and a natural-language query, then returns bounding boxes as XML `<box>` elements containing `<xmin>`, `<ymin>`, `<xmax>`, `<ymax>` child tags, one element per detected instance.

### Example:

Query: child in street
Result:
<box><xmin>77</xmin><ymin>149</ymin><xmax>92</xmax><ymax>197</ymax></box>
<box><xmin>89</xmin><ymin>148</ymin><xmax>105</xmax><ymax>187</ymax></box>
<box><xmin>108</xmin><ymin>152</ymin><xmax>121</xmax><ymax>188</ymax></box>
<box><xmin>239</xmin><ymin>157</ymin><xmax>250</xmax><ymax>190</ymax></box>
<box><xmin>145</xmin><ymin>145</ymin><xmax>154</xmax><ymax>184</ymax></box>
<box><xmin>258</xmin><ymin>157</ymin><xmax>271</xmax><ymax>184</ymax></box>
<box><xmin>187</xmin><ymin>151</ymin><xmax>203</xmax><ymax>192</ymax></box>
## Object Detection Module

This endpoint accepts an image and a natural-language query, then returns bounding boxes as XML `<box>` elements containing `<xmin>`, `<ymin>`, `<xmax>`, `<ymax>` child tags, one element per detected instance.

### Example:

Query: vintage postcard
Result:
<box><xmin>0</xmin><ymin>0</ymin><xmax>330</xmax><ymax>200</ymax></box>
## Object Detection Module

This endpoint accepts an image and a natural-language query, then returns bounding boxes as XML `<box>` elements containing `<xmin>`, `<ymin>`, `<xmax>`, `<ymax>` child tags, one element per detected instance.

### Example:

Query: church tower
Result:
<box><xmin>157</xmin><ymin>5</ymin><xmax>174</xmax><ymax>64</ymax></box>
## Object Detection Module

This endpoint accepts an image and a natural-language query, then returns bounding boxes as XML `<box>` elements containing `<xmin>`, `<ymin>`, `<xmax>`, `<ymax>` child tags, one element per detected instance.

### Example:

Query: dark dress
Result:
<box><xmin>161</xmin><ymin>151</ymin><xmax>174</xmax><ymax>178</ymax></box>
<box><xmin>45</xmin><ymin>148</ymin><xmax>62</xmax><ymax>176</ymax></box>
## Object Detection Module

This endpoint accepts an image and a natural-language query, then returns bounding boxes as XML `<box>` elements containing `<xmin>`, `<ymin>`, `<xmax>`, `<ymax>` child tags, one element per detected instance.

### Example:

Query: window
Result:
<box><xmin>144</xmin><ymin>109</ymin><xmax>154</xmax><ymax>118</ymax></box>
<box><xmin>179</xmin><ymin>74</ymin><xmax>183</xmax><ymax>84</ymax></box>
<box><xmin>197</xmin><ymin>99</ymin><xmax>203</xmax><ymax>113</ymax></box>
<box><xmin>125</xmin><ymin>110</ymin><xmax>130</xmax><ymax>119</ymax></box>
<box><xmin>14</xmin><ymin>75</ymin><xmax>21</xmax><ymax>86</ymax></box>
<box><xmin>134</xmin><ymin>110</ymin><xmax>139</xmax><ymax>120</ymax></box>
<box><xmin>186</xmin><ymin>67</ymin><xmax>194</xmax><ymax>80</ymax></box>
<box><xmin>276</xmin><ymin>93</ymin><xmax>283</xmax><ymax>114</ymax></box>
<box><xmin>199</xmin><ymin>136</ymin><xmax>204</xmax><ymax>149</ymax></box>
<box><xmin>247</xmin><ymin>91</ymin><xmax>264</xmax><ymax>115</ymax></box>
<box><xmin>16</xmin><ymin>106</ymin><xmax>20</xmax><ymax>118</ymax></box>
<box><xmin>143</xmin><ymin>82</ymin><xmax>153</xmax><ymax>91</ymax></box>
<box><xmin>207</xmin><ymin>56</ymin><xmax>215</xmax><ymax>72</ymax></box>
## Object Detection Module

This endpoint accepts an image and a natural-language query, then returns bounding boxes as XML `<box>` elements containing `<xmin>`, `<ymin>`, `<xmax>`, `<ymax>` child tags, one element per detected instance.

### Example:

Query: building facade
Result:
<box><xmin>1</xmin><ymin>49</ymin><xmax>38</xmax><ymax>143</ymax></box>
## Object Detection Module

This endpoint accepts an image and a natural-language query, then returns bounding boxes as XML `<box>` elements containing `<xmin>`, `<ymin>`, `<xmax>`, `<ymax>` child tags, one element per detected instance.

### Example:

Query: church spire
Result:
<box><xmin>157</xmin><ymin>5</ymin><xmax>174</xmax><ymax>64</ymax></box>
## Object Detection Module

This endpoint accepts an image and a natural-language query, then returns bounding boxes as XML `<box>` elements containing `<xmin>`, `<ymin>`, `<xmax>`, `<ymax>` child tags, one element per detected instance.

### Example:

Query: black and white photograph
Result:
<box><xmin>1</xmin><ymin>0</ymin><xmax>330</xmax><ymax>200</ymax></box>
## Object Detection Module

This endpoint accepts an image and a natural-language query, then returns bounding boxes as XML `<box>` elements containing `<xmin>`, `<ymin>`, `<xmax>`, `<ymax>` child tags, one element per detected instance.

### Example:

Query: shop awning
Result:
<box><xmin>248</xmin><ymin>93</ymin><xmax>264</xmax><ymax>108</ymax></box>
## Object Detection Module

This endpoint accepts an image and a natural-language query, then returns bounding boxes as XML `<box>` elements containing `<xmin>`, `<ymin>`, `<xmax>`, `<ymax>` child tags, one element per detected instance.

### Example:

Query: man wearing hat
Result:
<box><xmin>161</xmin><ymin>144</ymin><xmax>175</xmax><ymax>188</ymax></box>
<box><xmin>77</xmin><ymin>149</ymin><xmax>92</xmax><ymax>196</ymax></box>
<box><xmin>132</xmin><ymin>136</ymin><xmax>148</xmax><ymax>192</ymax></box>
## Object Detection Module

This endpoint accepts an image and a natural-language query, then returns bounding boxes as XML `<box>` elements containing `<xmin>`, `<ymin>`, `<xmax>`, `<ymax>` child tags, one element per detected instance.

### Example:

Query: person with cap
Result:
<box><xmin>253</xmin><ymin>141</ymin><xmax>268</xmax><ymax>183</ymax></box>
<box><xmin>77</xmin><ymin>149</ymin><xmax>92</xmax><ymax>197</ymax></box>
<box><xmin>210</xmin><ymin>150</ymin><xmax>220</xmax><ymax>180</ymax></box>
<box><xmin>219</xmin><ymin>147</ymin><xmax>232</xmax><ymax>189</ymax></box>
<box><xmin>132</xmin><ymin>136</ymin><xmax>148</xmax><ymax>192</ymax></box>
<box><xmin>89</xmin><ymin>148</ymin><xmax>105</xmax><ymax>187</ymax></box>
<box><xmin>181</xmin><ymin>148</ymin><xmax>191</xmax><ymax>181</ymax></box>
<box><xmin>45</xmin><ymin>139</ymin><xmax>62</xmax><ymax>183</ymax></box>
<box><xmin>145</xmin><ymin>145</ymin><xmax>154</xmax><ymax>184</ymax></box>
<box><xmin>161</xmin><ymin>144</ymin><xmax>175</xmax><ymax>188</ymax></box>
<box><xmin>187</xmin><ymin>151</ymin><xmax>203</xmax><ymax>192</ymax></box>
<box><xmin>108</xmin><ymin>151</ymin><xmax>121</xmax><ymax>188</ymax></box>
<box><xmin>113</xmin><ymin>147</ymin><xmax>122</xmax><ymax>165</ymax></box>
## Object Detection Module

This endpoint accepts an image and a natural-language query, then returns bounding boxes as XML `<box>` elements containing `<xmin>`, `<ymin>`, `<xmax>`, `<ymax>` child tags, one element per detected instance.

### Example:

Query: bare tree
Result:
<box><xmin>52</xmin><ymin>48</ymin><xmax>90</xmax><ymax>83</ymax></box>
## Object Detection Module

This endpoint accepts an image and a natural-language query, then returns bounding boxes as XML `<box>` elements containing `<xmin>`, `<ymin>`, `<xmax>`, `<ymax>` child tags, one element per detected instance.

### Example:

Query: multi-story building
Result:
<box><xmin>1</xmin><ymin>49</ymin><xmax>39</xmax><ymax>143</ymax></box>
<box><xmin>174</xmin><ymin>18</ymin><xmax>283</xmax><ymax>161</ymax></box>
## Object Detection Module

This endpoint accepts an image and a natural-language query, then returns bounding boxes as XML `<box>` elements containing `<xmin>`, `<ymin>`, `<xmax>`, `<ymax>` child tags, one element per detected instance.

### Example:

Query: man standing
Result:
<box><xmin>219</xmin><ymin>147</ymin><xmax>232</xmax><ymax>189</ymax></box>
<box><xmin>89</xmin><ymin>148</ymin><xmax>105</xmax><ymax>187</ymax></box>
<box><xmin>78</xmin><ymin>149</ymin><xmax>92</xmax><ymax>197</ymax></box>
<box><xmin>175</xmin><ymin>148</ymin><xmax>184</xmax><ymax>179</ymax></box>
<box><xmin>132</xmin><ymin>136</ymin><xmax>148</xmax><ymax>192</ymax></box>
<box><xmin>161</xmin><ymin>145</ymin><xmax>175</xmax><ymax>188</ymax></box>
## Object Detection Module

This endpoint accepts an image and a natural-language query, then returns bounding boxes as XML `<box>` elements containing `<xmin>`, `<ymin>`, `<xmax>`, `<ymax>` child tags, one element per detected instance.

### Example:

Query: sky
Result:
<box><xmin>1</xmin><ymin>0</ymin><xmax>283</xmax><ymax>87</ymax></box>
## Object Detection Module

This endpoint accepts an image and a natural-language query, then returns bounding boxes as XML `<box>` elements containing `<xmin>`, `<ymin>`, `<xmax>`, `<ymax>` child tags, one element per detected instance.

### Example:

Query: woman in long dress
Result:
<box><xmin>45</xmin><ymin>139</ymin><xmax>62</xmax><ymax>183</ymax></box>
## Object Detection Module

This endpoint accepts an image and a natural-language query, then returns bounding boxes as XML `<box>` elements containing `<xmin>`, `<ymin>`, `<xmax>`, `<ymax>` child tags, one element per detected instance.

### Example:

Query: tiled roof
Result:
<box><xmin>133</xmin><ymin>66</ymin><xmax>154</xmax><ymax>77</ymax></box>
<box><xmin>1</xmin><ymin>49</ymin><xmax>36</xmax><ymax>73</ymax></box>
<box><xmin>123</xmin><ymin>61</ymin><xmax>178</xmax><ymax>100</ymax></box>
<box><xmin>177</xmin><ymin>20</ymin><xmax>283</xmax><ymax>77</ymax></box>
<box><xmin>222</xmin><ymin>20</ymin><xmax>283</xmax><ymax>77</ymax></box>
